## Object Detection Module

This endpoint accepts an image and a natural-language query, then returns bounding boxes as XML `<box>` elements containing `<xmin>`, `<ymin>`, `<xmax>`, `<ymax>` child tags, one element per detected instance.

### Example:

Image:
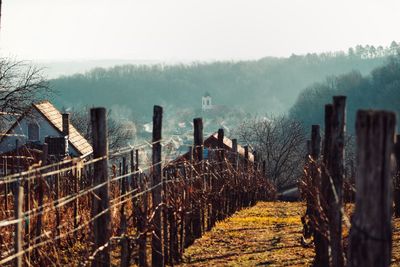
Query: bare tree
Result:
<box><xmin>70</xmin><ymin>107</ymin><xmax>136</xmax><ymax>150</ymax></box>
<box><xmin>237</xmin><ymin>115</ymin><xmax>306</xmax><ymax>189</ymax></box>
<box><xmin>0</xmin><ymin>58</ymin><xmax>49</xmax><ymax>115</ymax></box>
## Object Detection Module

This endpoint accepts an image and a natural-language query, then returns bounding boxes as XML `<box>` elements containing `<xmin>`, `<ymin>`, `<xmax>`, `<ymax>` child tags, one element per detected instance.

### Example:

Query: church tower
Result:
<box><xmin>202</xmin><ymin>92</ymin><xmax>212</xmax><ymax>111</ymax></box>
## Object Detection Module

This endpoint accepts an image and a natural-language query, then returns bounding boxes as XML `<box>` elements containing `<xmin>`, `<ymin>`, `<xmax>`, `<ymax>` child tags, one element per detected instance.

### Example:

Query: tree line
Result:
<box><xmin>48</xmin><ymin>43</ymin><xmax>395</xmax><ymax>120</ymax></box>
<box><xmin>289</xmin><ymin>56</ymin><xmax>400</xmax><ymax>134</ymax></box>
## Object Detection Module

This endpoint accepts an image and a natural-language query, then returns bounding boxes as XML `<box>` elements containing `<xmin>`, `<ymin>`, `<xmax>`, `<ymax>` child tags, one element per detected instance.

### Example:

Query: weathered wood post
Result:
<box><xmin>348</xmin><ymin>110</ymin><xmax>396</xmax><ymax>267</ymax></box>
<box><xmin>330</xmin><ymin>96</ymin><xmax>346</xmax><ymax>267</ymax></box>
<box><xmin>151</xmin><ymin>105</ymin><xmax>164</xmax><ymax>267</ymax></box>
<box><xmin>217</xmin><ymin>128</ymin><xmax>225</xmax><ymax>220</ymax></box>
<box><xmin>394</xmin><ymin>134</ymin><xmax>400</xmax><ymax>217</ymax></box>
<box><xmin>35</xmin><ymin>144</ymin><xmax>48</xmax><ymax>246</ymax></box>
<box><xmin>310</xmin><ymin>125</ymin><xmax>328</xmax><ymax>267</ymax></box>
<box><xmin>135</xmin><ymin>149</ymin><xmax>148</xmax><ymax>267</ymax></box>
<box><xmin>162</xmin><ymin>167</ymin><xmax>169</xmax><ymax>264</ymax></box>
<box><xmin>91</xmin><ymin>107</ymin><xmax>111</xmax><ymax>267</ymax></box>
<box><xmin>14</xmin><ymin>177</ymin><xmax>23</xmax><ymax>267</ymax></box>
<box><xmin>244</xmin><ymin>145</ymin><xmax>249</xmax><ymax>172</ymax></box>
<box><xmin>184</xmin><ymin>147</ymin><xmax>194</xmax><ymax>245</ymax></box>
<box><xmin>232</xmin><ymin>138</ymin><xmax>239</xmax><ymax>211</ymax></box>
<box><xmin>320</xmin><ymin>105</ymin><xmax>333</xmax><ymax>266</ymax></box>
<box><xmin>120</xmin><ymin>157</ymin><xmax>130</xmax><ymax>267</ymax></box>
<box><xmin>73</xmin><ymin>159</ymin><xmax>80</xmax><ymax>239</ymax></box>
<box><xmin>192</xmin><ymin>118</ymin><xmax>203</xmax><ymax>238</ymax></box>
<box><xmin>244</xmin><ymin>145</ymin><xmax>249</xmax><ymax>207</ymax></box>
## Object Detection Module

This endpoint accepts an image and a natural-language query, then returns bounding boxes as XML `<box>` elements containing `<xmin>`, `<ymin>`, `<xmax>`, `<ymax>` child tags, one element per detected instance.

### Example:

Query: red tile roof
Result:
<box><xmin>33</xmin><ymin>101</ymin><xmax>93</xmax><ymax>156</ymax></box>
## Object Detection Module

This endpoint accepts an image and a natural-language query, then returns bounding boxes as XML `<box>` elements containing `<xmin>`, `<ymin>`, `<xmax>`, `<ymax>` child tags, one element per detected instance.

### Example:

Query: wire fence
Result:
<box><xmin>0</xmin><ymin>107</ymin><xmax>275</xmax><ymax>267</ymax></box>
<box><xmin>298</xmin><ymin>97</ymin><xmax>399</xmax><ymax>267</ymax></box>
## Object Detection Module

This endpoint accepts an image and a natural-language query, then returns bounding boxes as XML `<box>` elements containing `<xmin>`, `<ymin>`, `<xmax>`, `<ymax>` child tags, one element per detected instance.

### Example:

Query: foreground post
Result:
<box><xmin>394</xmin><ymin>134</ymin><xmax>400</xmax><ymax>217</ymax></box>
<box><xmin>330</xmin><ymin>96</ymin><xmax>346</xmax><ymax>267</ymax></box>
<box><xmin>319</xmin><ymin>105</ymin><xmax>333</xmax><ymax>266</ymax></box>
<box><xmin>14</xmin><ymin>181</ymin><xmax>23</xmax><ymax>267</ymax></box>
<box><xmin>151</xmin><ymin>105</ymin><xmax>164</xmax><ymax>267</ymax></box>
<box><xmin>192</xmin><ymin>118</ymin><xmax>203</xmax><ymax>238</ymax></box>
<box><xmin>348</xmin><ymin>110</ymin><xmax>396</xmax><ymax>267</ymax></box>
<box><xmin>91</xmin><ymin>107</ymin><xmax>111</xmax><ymax>267</ymax></box>
<box><xmin>310</xmin><ymin>125</ymin><xmax>328</xmax><ymax>267</ymax></box>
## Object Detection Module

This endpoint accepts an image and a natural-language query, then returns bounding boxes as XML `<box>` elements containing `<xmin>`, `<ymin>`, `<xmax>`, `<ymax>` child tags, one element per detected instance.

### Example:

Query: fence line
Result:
<box><xmin>0</xmin><ymin>105</ymin><xmax>274</xmax><ymax>267</ymax></box>
<box><xmin>300</xmin><ymin>95</ymin><xmax>398</xmax><ymax>267</ymax></box>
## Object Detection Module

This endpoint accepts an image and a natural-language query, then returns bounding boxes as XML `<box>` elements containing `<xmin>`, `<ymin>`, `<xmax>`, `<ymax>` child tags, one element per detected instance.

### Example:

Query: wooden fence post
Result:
<box><xmin>348</xmin><ymin>110</ymin><xmax>396</xmax><ymax>267</ymax></box>
<box><xmin>14</xmin><ymin>178</ymin><xmax>23</xmax><ymax>267</ymax></box>
<box><xmin>73</xmin><ymin>159</ymin><xmax>80</xmax><ymax>239</ymax></box>
<box><xmin>244</xmin><ymin>145</ymin><xmax>249</xmax><ymax>172</ymax></box>
<box><xmin>330</xmin><ymin>96</ymin><xmax>346</xmax><ymax>267</ymax></box>
<box><xmin>90</xmin><ymin>107</ymin><xmax>111</xmax><ymax>267</ymax></box>
<box><xmin>320</xmin><ymin>105</ymin><xmax>334</xmax><ymax>266</ymax></box>
<box><xmin>162</xmin><ymin>167</ymin><xmax>169</xmax><ymax>264</ymax></box>
<box><xmin>217</xmin><ymin>128</ymin><xmax>224</xmax><ymax>220</ymax></box>
<box><xmin>232</xmin><ymin>139</ymin><xmax>238</xmax><ymax>170</ymax></box>
<box><xmin>310</xmin><ymin>125</ymin><xmax>328</xmax><ymax>267</ymax></box>
<box><xmin>120</xmin><ymin>157</ymin><xmax>130</xmax><ymax>267</ymax></box>
<box><xmin>192</xmin><ymin>118</ymin><xmax>203</xmax><ymax>238</ymax></box>
<box><xmin>151</xmin><ymin>105</ymin><xmax>164</xmax><ymax>267</ymax></box>
<box><xmin>135</xmin><ymin>150</ymin><xmax>148</xmax><ymax>267</ymax></box>
<box><xmin>244</xmin><ymin>145</ymin><xmax>249</xmax><ymax>207</ymax></box>
<box><xmin>35</xmin><ymin>144</ymin><xmax>48</xmax><ymax>250</ymax></box>
<box><xmin>185</xmin><ymin>147</ymin><xmax>194</xmax><ymax>245</ymax></box>
<box><xmin>394</xmin><ymin>134</ymin><xmax>400</xmax><ymax>217</ymax></box>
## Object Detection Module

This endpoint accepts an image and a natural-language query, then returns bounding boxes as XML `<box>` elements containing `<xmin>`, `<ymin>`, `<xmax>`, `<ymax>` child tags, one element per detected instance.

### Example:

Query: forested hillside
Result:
<box><xmin>289</xmin><ymin>56</ymin><xmax>400</xmax><ymax>133</ymax></box>
<box><xmin>49</xmin><ymin>44</ymin><xmax>399</xmax><ymax>119</ymax></box>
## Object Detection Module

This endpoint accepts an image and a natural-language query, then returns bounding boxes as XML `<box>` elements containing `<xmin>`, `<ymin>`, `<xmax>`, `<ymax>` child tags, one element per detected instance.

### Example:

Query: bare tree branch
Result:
<box><xmin>236</xmin><ymin>115</ymin><xmax>306</xmax><ymax>189</ymax></box>
<box><xmin>0</xmin><ymin>58</ymin><xmax>50</xmax><ymax>115</ymax></box>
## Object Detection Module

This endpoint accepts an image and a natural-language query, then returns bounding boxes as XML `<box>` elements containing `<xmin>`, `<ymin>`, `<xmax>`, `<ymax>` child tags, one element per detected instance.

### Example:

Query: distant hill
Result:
<box><xmin>289</xmin><ymin>56</ymin><xmax>400</xmax><ymax>133</ymax></box>
<box><xmin>49</xmin><ymin>43</ymin><xmax>400</xmax><ymax>121</ymax></box>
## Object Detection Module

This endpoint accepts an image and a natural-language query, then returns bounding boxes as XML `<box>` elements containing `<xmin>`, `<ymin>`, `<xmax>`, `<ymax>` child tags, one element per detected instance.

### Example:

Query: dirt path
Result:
<box><xmin>179</xmin><ymin>202</ymin><xmax>314</xmax><ymax>267</ymax></box>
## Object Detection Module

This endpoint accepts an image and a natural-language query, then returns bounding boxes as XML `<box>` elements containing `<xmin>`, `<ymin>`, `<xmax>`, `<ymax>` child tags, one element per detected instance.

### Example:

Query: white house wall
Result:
<box><xmin>0</xmin><ymin>109</ymin><xmax>80</xmax><ymax>156</ymax></box>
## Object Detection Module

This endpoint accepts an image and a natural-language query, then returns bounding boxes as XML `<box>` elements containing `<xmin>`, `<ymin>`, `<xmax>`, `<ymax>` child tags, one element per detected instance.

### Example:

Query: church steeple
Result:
<box><xmin>202</xmin><ymin>92</ymin><xmax>212</xmax><ymax>111</ymax></box>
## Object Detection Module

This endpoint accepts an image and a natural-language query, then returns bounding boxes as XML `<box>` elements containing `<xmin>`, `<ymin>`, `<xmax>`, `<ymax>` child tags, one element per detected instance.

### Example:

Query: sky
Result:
<box><xmin>1</xmin><ymin>0</ymin><xmax>400</xmax><ymax>61</ymax></box>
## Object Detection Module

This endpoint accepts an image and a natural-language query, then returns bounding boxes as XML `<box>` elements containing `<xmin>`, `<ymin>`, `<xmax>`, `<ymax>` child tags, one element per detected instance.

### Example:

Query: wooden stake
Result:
<box><xmin>192</xmin><ymin>118</ymin><xmax>203</xmax><ymax>238</ymax></box>
<box><xmin>14</xmin><ymin>181</ymin><xmax>23</xmax><ymax>267</ymax></box>
<box><xmin>330</xmin><ymin>96</ymin><xmax>346</xmax><ymax>267</ymax></box>
<box><xmin>151</xmin><ymin>105</ymin><xmax>164</xmax><ymax>267</ymax></box>
<box><xmin>348</xmin><ymin>110</ymin><xmax>396</xmax><ymax>267</ymax></box>
<box><xmin>394</xmin><ymin>134</ymin><xmax>400</xmax><ymax>217</ymax></box>
<box><xmin>90</xmin><ymin>107</ymin><xmax>111</xmax><ymax>267</ymax></box>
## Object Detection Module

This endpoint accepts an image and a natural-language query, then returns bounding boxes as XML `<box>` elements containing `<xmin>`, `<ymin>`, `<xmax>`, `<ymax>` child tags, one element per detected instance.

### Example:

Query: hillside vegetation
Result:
<box><xmin>289</xmin><ymin>56</ymin><xmax>400</xmax><ymax>133</ymax></box>
<box><xmin>49</xmin><ymin>43</ymin><xmax>400</xmax><ymax>120</ymax></box>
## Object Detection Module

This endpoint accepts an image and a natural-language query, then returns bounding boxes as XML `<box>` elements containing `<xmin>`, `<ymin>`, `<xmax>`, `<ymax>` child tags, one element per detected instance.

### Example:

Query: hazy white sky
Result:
<box><xmin>1</xmin><ymin>0</ymin><xmax>400</xmax><ymax>61</ymax></box>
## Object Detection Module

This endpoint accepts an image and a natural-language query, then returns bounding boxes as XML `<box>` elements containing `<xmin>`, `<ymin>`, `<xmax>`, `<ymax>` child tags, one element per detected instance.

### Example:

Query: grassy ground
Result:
<box><xmin>179</xmin><ymin>201</ymin><xmax>400</xmax><ymax>267</ymax></box>
<box><xmin>179</xmin><ymin>202</ymin><xmax>314</xmax><ymax>267</ymax></box>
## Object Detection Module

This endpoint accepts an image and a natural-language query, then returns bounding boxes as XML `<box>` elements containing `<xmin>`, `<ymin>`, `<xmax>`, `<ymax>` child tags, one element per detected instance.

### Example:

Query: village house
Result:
<box><xmin>166</xmin><ymin>131</ymin><xmax>254</xmax><ymax>166</ymax></box>
<box><xmin>0</xmin><ymin>101</ymin><xmax>92</xmax><ymax>171</ymax></box>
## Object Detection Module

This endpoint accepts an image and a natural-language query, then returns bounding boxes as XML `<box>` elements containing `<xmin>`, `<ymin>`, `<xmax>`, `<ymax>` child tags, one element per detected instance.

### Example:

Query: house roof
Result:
<box><xmin>33</xmin><ymin>101</ymin><xmax>93</xmax><ymax>156</ymax></box>
<box><xmin>207</xmin><ymin>132</ymin><xmax>254</xmax><ymax>162</ymax></box>
<box><xmin>168</xmin><ymin>132</ymin><xmax>254</xmax><ymax>165</ymax></box>
<box><xmin>0</xmin><ymin>101</ymin><xmax>93</xmax><ymax>157</ymax></box>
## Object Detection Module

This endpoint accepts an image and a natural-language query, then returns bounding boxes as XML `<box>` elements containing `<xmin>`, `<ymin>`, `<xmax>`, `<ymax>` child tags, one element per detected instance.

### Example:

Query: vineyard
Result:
<box><xmin>0</xmin><ymin>95</ymin><xmax>399</xmax><ymax>267</ymax></box>
<box><xmin>0</xmin><ymin>106</ymin><xmax>274</xmax><ymax>266</ymax></box>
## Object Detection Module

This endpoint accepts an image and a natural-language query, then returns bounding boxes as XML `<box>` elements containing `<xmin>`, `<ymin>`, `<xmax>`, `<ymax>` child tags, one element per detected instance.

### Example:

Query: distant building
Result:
<box><xmin>166</xmin><ymin>132</ymin><xmax>254</xmax><ymax>165</ymax></box>
<box><xmin>0</xmin><ymin>101</ymin><xmax>93</xmax><ymax>158</ymax></box>
<box><xmin>202</xmin><ymin>92</ymin><xmax>212</xmax><ymax>111</ymax></box>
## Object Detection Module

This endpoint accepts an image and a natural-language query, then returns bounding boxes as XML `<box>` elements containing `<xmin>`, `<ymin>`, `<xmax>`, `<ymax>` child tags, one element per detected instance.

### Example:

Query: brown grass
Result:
<box><xmin>179</xmin><ymin>201</ymin><xmax>400</xmax><ymax>267</ymax></box>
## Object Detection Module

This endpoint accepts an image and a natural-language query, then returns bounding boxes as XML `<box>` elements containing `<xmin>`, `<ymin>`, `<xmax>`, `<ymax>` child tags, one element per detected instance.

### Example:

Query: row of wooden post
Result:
<box><xmin>6</xmin><ymin>104</ymin><xmax>269</xmax><ymax>267</ymax></box>
<box><xmin>89</xmin><ymin>105</ymin><xmax>269</xmax><ymax>267</ymax></box>
<box><xmin>306</xmin><ymin>95</ymin><xmax>398</xmax><ymax>267</ymax></box>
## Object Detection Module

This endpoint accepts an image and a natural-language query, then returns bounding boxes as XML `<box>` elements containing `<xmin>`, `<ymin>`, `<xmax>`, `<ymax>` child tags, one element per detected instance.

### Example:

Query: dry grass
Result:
<box><xmin>179</xmin><ymin>201</ymin><xmax>400</xmax><ymax>267</ymax></box>
<box><xmin>179</xmin><ymin>202</ymin><xmax>313</xmax><ymax>267</ymax></box>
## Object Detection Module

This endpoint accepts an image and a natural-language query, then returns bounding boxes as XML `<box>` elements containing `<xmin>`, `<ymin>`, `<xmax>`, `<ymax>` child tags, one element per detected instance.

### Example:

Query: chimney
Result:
<box><xmin>62</xmin><ymin>113</ymin><xmax>70</xmax><ymax>136</ymax></box>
